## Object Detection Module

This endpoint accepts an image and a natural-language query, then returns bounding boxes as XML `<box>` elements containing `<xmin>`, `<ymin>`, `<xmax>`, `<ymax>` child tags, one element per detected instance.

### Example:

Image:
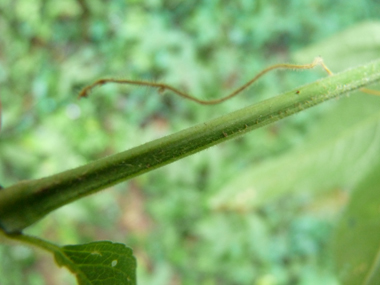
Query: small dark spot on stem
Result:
<box><xmin>98</xmin><ymin>79</ymin><xmax>107</xmax><ymax>85</ymax></box>
<box><xmin>158</xmin><ymin>86</ymin><xmax>166</xmax><ymax>94</ymax></box>
<box><xmin>296</xmin><ymin>90</ymin><xmax>300</xmax><ymax>94</ymax></box>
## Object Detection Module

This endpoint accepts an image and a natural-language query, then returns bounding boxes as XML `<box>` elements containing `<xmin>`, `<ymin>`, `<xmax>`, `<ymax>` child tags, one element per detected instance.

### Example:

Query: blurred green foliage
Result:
<box><xmin>1</xmin><ymin>0</ymin><xmax>380</xmax><ymax>284</ymax></box>
<box><xmin>333</xmin><ymin>161</ymin><xmax>380</xmax><ymax>285</ymax></box>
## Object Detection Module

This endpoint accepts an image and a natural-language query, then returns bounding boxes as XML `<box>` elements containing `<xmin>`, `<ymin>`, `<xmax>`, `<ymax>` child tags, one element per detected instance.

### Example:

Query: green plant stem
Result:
<box><xmin>1</xmin><ymin>59</ymin><xmax>380</xmax><ymax>233</ymax></box>
<box><xmin>1</xmin><ymin>229</ymin><xmax>61</xmax><ymax>253</ymax></box>
<box><xmin>0</xmin><ymin>229</ymin><xmax>87</xmax><ymax>279</ymax></box>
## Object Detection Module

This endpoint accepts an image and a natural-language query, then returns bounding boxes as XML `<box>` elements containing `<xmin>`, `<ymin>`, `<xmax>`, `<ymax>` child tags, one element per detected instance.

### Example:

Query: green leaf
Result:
<box><xmin>332</xmin><ymin>162</ymin><xmax>380</xmax><ymax>285</ymax></box>
<box><xmin>54</xmin><ymin>241</ymin><xmax>136</xmax><ymax>285</ymax></box>
<box><xmin>209</xmin><ymin>94</ymin><xmax>380</xmax><ymax>210</ymax></box>
<box><xmin>0</xmin><ymin>232</ymin><xmax>137</xmax><ymax>285</ymax></box>
<box><xmin>293</xmin><ymin>21</ymin><xmax>380</xmax><ymax>71</ymax></box>
<box><xmin>1</xmin><ymin>59</ymin><xmax>380</xmax><ymax>233</ymax></box>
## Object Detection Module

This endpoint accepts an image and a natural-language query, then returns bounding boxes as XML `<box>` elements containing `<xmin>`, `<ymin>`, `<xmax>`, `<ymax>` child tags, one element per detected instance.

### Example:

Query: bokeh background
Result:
<box><xmin>1</xmin><ymin>1</ymin><xmax>380</xmax><ymax>284</ymax></box>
